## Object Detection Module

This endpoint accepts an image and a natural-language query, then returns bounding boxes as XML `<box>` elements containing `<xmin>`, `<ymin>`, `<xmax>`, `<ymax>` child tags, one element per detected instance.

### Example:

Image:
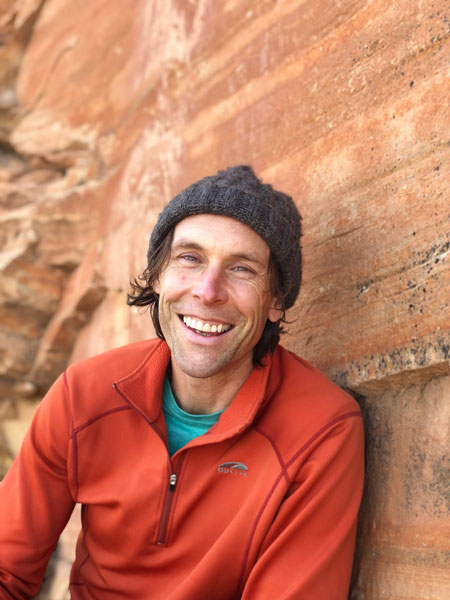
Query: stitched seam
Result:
<box><xmin>252</xmin><ymin>425</ymin><xmax>291</xmax><ymax>487</ymax></box>
<box><xmin>70</xmin><ymin>413</ymin><xmax>79</xmax><ymax>502</ymax></box>
<box><xmin>72</xmin><ymin>433</ymin><xmax>79</xmax><ymax>502</ymax></box>
<box><xmin>65</xmin><ymin>370</ymin><xmax>79</xmax><ymax>501</ymax></box>
<box><xmin>236</xmin><ymin>410</ymin><xmax>361</xmax><ymax>595</ymax></box>
<box><xmin>75</xmin><ymin>551</ymin><xmax>90</xmax><ymax>580</ymax></box>
<box><xmin>70</xmin><ymin>406</ymin><xmax>131</xmax><ymax>436</ymax></box>
<box><xmin>237</xmin><ymin>471</ymin><xmax>285</xmax><ymax>596</ymax></box>
<box><xmin>285</xmin><ymin>411</ymin><xmax>361</xmax><ymax>470</ymax></box>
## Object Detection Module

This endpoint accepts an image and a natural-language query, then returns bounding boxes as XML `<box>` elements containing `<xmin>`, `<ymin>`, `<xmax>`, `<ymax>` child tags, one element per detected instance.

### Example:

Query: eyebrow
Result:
<box><xmin>171</xmin><ymin>239</ymin><xmax>268</xmax><ymax>267</ymax></box>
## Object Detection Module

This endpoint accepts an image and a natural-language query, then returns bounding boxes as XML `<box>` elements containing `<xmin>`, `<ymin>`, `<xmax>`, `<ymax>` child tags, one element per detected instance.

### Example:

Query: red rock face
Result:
<box><xmin>351</xmin><ymin>376</ymin><xmax>450</xmax><ymax>599</ymax></box>
<box><xmin>0</xmin><ymin>0</ymin><xmax>449</xmax><ymax>597</ymax></box>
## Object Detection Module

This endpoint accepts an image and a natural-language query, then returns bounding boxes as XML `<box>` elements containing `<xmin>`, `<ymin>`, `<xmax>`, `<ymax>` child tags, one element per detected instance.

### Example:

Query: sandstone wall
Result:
<box><xmin>0</xmin><ymin>1</ymin><xmax>449</xmax><ymax>598</ymax></box>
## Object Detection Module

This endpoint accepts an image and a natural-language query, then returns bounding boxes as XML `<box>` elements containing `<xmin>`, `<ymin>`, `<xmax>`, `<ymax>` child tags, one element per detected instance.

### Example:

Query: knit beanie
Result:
<box><xmin>148</xmin><ymin>165</ymin><xmax>302</xmax><ymax>309</ymax></box>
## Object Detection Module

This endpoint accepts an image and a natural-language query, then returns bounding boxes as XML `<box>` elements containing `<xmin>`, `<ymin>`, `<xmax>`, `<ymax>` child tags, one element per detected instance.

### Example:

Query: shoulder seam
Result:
<box><xmin>236</xmin><ymin>410</ymin><xmax>361</xmax><ymax>595</ymax></box>
<box><xmin>70</xmin><ymin>405</ymin><xmax>131</xmax><ymax>436</ymax></box>
<box><xmin>251</xmin><ymin>425</ymin><xmax>291</xmax><ymax>487</ymax></box>
<box><xmin>237</xmin><ymin>469</ymin><xmax>286</xmax><ymax>596</ymax></box>
<box><xmin>286</xmin><ymin>410</ymin><xmax>362</xmax><ymax>470</ymax></box>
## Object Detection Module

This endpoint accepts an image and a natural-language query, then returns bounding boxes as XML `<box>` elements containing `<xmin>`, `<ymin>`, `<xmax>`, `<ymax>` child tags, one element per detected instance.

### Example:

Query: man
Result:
<box><xmin>0</xmin><ymin>165</ymin><xmax>364</xmax><ymax>599</ymax></box>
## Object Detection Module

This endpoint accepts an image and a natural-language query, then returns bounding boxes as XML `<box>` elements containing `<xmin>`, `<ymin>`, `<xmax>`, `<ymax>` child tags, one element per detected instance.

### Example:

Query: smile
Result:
<box><xmin>181</xmin><ymin>315</ymin><xmax>233</xmax><ymax>335</ymax></box>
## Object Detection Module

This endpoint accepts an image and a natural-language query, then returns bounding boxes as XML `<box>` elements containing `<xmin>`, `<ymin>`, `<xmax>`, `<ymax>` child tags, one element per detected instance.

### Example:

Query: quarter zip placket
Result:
<box><xmin>157</xmin><ymin>471</ymin><xmax>178</xmax><ymax>546</ymax></box>
<box><xmin>112</xmin><ymin>383</ymin><xmax>185</xmax><ymax>548</ymax></box>
<box><xmin>157</xmin><ymin>453</ymin><xmax>186</xmax><ymax>546</ymax></box>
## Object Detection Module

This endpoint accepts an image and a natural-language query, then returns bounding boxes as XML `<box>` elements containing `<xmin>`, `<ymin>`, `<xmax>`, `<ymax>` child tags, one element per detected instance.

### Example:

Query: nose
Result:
<box><xmin>191</xmin><ymin>266</ymin><xmax>228</xmax><ymax>304</ymax></box>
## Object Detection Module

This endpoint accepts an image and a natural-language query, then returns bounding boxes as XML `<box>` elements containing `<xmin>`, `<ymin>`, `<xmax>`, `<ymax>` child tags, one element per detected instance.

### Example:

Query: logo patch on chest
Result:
<box><xmin>217</xmin><ymin>461</ymin><xmax>248</xmax><ymax>477</ymax></box>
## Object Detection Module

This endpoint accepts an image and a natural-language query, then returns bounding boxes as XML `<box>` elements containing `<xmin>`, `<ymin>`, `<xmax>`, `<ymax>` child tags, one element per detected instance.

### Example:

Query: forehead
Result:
<box><xmin>171</xmin><ymin>214</ymin><xmax>270</xmax><ymax>262</ymax></box>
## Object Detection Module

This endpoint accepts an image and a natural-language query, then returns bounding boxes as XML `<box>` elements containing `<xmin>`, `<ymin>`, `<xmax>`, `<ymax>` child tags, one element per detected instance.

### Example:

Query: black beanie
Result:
<box><xmin>148</xmin><ymin>165</ymin><xmax>302</xmax><ymax>309</ymax></box>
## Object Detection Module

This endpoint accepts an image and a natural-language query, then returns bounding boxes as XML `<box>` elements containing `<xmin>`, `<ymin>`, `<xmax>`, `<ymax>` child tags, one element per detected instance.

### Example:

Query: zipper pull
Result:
<box><xmin>169</xmin><ymin>473</ymin><xmax>177</xmax><ymax>491</ymax></box>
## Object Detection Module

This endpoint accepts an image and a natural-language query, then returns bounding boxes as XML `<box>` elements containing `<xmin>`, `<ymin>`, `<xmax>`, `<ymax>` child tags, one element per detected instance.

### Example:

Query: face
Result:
<box><xmin>154</xmin><ymin>214</ymin><xmax>280</xmax><ymax>382</ymax></box>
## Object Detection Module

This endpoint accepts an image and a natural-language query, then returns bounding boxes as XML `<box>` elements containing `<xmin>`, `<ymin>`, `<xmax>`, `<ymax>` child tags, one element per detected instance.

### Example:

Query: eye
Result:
<box><xmin>179</xmin><ymin>253</ymin><xmax>200</xmax><ymax>263</ymax></box>
<box><xmin>232</xmin><ymin>265</ymin><xmax>254</xmax><ymax>274</ymax></box>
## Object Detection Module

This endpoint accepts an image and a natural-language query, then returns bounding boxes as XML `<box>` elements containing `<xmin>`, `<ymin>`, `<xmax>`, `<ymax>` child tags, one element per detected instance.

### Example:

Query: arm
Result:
<box><xmin>0</xmin><ymin>374</ymin><xmax>76</xmax><ymax>599</ymax></box>
<box><xmin>241</xmin><ymin>413</ymin><xmax>364</xmax><ymax>600</ymax></box>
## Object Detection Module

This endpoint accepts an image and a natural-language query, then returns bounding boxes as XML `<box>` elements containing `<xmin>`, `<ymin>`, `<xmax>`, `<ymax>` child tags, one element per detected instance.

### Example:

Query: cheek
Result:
<box><xmin>234</xmin><ymin>288</ymin><xmax>270</xmax><ymax>321</ymax></box>
<box><xmin>171</xmin><ymin>271</ymin><xmax>191</xmax><ymax>288</ymax></box>
<box><xmin>160</xmin><ymin>271</ymin><xmax>190</xmax><ymax>300</ymax></box>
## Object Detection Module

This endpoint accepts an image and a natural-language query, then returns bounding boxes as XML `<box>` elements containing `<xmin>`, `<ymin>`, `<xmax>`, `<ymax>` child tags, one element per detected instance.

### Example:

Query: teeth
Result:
<box><xmin>182</xmin><ymin>316</ymin><xmax>230</xmax><ymax>334</ymax></box>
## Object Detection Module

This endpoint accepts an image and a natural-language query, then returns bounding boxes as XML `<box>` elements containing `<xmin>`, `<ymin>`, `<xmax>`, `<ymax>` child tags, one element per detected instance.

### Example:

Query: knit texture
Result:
<box><xmin>148</xmin><ymin>165</ymin><xmax>302</xmax><ymax>308</ymax></box>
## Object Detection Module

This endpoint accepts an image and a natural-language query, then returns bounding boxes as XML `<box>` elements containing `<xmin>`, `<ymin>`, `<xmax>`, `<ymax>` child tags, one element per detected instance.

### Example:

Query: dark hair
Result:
<box><xmin>128</xmin><ymin>228</ymin><xmax>289</xmax><ymax>367</ymax></box>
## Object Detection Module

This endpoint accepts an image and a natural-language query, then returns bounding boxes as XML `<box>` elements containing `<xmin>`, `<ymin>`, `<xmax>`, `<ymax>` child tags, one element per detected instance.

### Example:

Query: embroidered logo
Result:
<box><xmin>217</xmin><ymin>461</ymin><xmax>248</xmax><ymax>477</ymax></box>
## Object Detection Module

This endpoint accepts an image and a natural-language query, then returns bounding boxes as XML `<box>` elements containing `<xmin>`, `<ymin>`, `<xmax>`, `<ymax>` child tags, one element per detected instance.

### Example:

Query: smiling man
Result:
<box><xmin>0</xmin><ymin>165</ymin><xmax>364</xmax><ymax>599</ymax></box>
<box><xmin>154</xmin><ymin>214</ymin><xmax>280</xmax><ymax>413</ymax></box>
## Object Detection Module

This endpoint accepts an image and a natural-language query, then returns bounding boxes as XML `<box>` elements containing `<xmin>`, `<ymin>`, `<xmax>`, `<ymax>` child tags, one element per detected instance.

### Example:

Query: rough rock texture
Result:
<box><xmin>351</xmin><ymin>375</ymin><xmax>450</xmax><ymax>599</ymax></box>
<box><xmin>0</xmin><ymin>0</ymin><xmax>449</xmax><ymax>598</ymax></box>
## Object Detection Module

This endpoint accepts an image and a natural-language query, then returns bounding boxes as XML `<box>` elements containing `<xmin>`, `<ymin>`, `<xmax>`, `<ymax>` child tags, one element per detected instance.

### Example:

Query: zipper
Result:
<box><xmin>157</xmin><ymin>474</ymin><xmax>177</xmax><ymax>546</ymax></box>
<box><xmin>157</xmin><ymin>460</ymin><xmax>184</xmax><ymax>546</ymax></box>
<box><xmin>169</xmin><ymin>473</ymin><xmax>177</xmax><ymax>490</ymax></box>
<box><xmin>112</xmin><ymin>383</ymin><xmax>185</xmax><ymax>547</ymax></box>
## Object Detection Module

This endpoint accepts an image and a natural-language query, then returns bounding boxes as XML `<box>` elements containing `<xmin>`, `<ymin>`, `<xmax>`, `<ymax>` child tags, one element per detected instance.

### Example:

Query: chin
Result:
<box><xmin>172</xmin><ymin>348</ymin><xmax>238</xmax><ymax>379</ymax></box>
<box><xmin>175</xmin><ymin>360</ymin><xmax>229</xmax><ymax>379</ymax></box>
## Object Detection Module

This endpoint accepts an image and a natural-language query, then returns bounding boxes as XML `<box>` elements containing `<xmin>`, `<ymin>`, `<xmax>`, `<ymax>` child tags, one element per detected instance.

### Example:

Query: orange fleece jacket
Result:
<box><xmin>0</xmin><ymin>340</ymin><xmax>364</xmax><ymax>599</ymax></box>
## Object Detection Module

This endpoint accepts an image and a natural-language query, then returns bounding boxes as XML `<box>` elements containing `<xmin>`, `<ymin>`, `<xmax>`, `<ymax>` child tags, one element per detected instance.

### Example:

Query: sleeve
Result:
<box><xmin>0</xmin><ymin>373</ymin><xmax>76</xmax><ymax>599</ymax></box>
<box><xmin>241</xmin><ymin>413</ymin><xmax>364</xmax><ymax>600</ymax></box>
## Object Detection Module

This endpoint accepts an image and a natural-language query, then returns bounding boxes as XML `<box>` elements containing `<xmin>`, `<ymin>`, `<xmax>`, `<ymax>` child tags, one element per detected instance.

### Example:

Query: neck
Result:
<box><xmin>169</xmin><ymin>358</ymin><xmax>253</xmax><ymax>415</ymax></box>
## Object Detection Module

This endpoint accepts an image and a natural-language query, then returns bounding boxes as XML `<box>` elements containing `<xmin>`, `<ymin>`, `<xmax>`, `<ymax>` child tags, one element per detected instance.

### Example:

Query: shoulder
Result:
<box><xmin>257</xmin><ymin>345</ymin><xmax>362</xmax><ymax>451</ymax></box>
<box><xmin>267</xmin><ymin>345</ymin><xmax>359</xmax><ymax>413</ymax></box>
<box><xmin>61</xmin><ymin>338</ymin><xmax>167</xmax><ymax>421</ymax></box>
<box><xmin>65</xmin><ymin>338</ymin><xmax>164</xmax><ymax>384</ymax></box>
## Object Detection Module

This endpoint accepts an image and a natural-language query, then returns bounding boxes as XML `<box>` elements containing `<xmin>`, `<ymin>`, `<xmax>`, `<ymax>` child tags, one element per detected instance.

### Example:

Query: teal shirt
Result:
<box><xmin>162</xmin><ymin>377</ymin><xmax>224</xmax><ymax>456</ymax></box>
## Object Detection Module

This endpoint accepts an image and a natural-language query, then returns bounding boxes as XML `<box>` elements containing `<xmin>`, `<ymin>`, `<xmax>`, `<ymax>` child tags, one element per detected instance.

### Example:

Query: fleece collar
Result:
<box><xmin>113</xmin><ymin>339</ymin><xmax>272</xmax><ymax>443</ymax></box>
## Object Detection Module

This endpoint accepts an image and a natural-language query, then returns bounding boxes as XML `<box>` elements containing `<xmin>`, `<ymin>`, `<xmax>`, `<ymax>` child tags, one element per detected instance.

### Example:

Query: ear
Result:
<box><xmin>267</xmin><ymin>297</ymin><xmax>283</xmax><ymax>323</ymax></box>
<box><xmin>153</xmin><ymin>279</ymin><xmax>160</xmax><ymax>294</ymax></box>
